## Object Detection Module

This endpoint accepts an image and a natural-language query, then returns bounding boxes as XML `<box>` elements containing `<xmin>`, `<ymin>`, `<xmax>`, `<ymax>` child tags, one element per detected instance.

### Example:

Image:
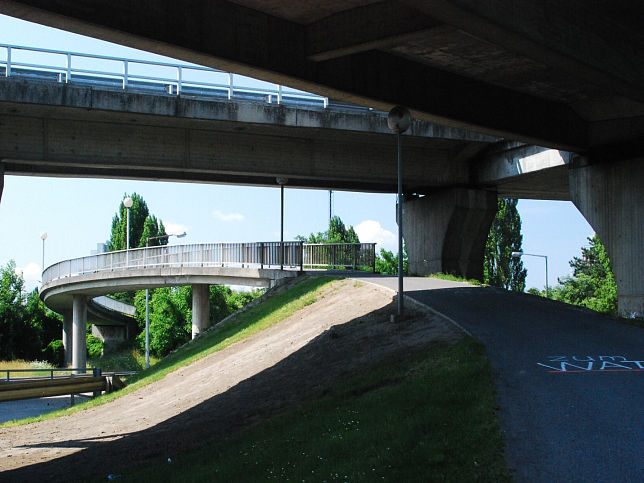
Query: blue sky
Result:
<box><xmin>0</xmin><ymin>14</ymin><xmax>594</xmax><ymax>292</ymax></box>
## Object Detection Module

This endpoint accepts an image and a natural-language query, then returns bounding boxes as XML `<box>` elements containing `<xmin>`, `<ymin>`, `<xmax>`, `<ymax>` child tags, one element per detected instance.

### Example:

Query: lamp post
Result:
<box><xmin>40</xmin><ymin>231</ymin><xmax>47</xmax><ymax>276</ymax></box>
<box><xmin>276</xmin><ymin>177</ymin><xmax>288</xmax><ymax>269</ymax></box>
<box><xmin>388</xmin><ymin>106</ymin><xmax>412</xmax><ymax>318</ymax></box>
<box><xmin>144</xmin><ymin>231</ymin><xmax>186</xmax><ymax>369</ymax></box>
<box><xmin>512</xmin><ymin>251</ymin><xmax>549</xmax><ymax>298</ymax></box>
<box><xmin>123</xmin><ymin>196</ymin><xmax>133</xmax><ymax>267</ymax></box>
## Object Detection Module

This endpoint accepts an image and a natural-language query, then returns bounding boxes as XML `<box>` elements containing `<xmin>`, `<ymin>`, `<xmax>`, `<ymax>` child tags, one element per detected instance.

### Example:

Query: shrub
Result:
<box><xmin>43</xmin><ymin>339</ymin><xmax>65</xmax><ymax>367</ymax></box>
<box><xmin>86</xmin><ymin>334</ymin><xmax>104</xmax><ymax>358</ymax></box>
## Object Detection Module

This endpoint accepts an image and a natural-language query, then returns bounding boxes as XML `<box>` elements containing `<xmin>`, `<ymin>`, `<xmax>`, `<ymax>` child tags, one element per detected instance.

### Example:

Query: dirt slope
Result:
<box><xmin>0</xmin><ymin>278</ymin><xmax>462</xmax><ymax>481</ymax></box>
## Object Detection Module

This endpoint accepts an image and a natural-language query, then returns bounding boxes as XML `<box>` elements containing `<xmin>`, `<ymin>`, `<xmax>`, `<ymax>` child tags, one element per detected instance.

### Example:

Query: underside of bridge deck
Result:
<box><xmin>1</xmin><ymin>0</ymin><xmax>643</xmax><ymax>316</ymax></box>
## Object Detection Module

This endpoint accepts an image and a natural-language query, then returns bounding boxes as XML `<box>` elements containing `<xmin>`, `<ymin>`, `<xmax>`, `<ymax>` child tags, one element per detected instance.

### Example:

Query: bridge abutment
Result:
<box><xmin>192</xmin><ymin>284</ymin><xmax>210</xmax><ymax>338</ymax></box>
<box><xmin>62</xmin><ymin>310</ymin><xmax>73</xmax><ymax>366</ymax></box>
<box><xmin>403</xmin><ymin>188</ymin><xmax>497</xmax><ymax>280</ymax></box>
<box><xmin>72</xmin><ymin>295</ymin><xmax>87</xmax><ymax>373</ymax></box>
<box><xmin>570</xmin><ymin>157</ymin><xmax>644</xmax><ymax>318</ymax></box>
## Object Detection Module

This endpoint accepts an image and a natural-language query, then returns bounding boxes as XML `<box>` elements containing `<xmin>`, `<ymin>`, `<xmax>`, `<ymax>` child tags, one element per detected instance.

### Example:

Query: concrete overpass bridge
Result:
<box><xmin>0</xmin><ymin>0</ymin><xmax>642</xmax><ymax>319</ymax></box>
<box><xmin>40</xmin><ymin>241</ymin><xmax>376</xmax><ymax>369</ymax></box>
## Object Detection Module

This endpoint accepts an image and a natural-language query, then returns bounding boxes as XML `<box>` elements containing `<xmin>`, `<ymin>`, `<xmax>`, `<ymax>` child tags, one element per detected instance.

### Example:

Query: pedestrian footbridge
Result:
<box><xmin>40</xmin><ymin>241</ymin><xmax>376</xmax><ymax>370</ymax></box>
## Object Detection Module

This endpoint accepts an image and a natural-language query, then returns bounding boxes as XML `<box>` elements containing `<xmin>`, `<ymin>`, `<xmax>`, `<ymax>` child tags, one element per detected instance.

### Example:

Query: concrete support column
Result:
<box><xmin>72</xmin><ymin>294</ymin><xmax>87</xmax><ymax>373</ymax></box>
<box><xmin>570</xmin><ymin>157</ymin><xmax>644</xmax><ymax>318</ymax></box>
<box><xmin>192</xmin><ymin>284</ymin><xmax>210</xmax><ymax>339</ymax></box>
<box><xmin>62</xmin><ymin>310</ymin><xmax>73</xmax><ymax>366</ymax></box>
<box><xmin>402</xmin><ymin>188</ymin><xmax>497</xmax><ymax>280</ymax></box>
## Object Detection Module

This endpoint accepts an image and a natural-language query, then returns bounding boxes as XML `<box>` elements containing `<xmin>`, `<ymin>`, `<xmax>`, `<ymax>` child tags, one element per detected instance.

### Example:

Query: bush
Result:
<box><xmin>86</xmin><ymin>334</ymin><xmax>104</xmax><ymax>358</ymax></box>
<box><xmin>42</xmin><ymin>339</ymin><xmax>65</xmax><ymax>367</ymax></box>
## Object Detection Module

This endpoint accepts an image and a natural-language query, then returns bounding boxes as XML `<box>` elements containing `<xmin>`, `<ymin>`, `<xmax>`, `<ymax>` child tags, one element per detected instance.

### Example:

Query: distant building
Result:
<box><xmin>91</xmin><ymin>243</ymin><xmax>108</xmax><ymax>255</ymax></box>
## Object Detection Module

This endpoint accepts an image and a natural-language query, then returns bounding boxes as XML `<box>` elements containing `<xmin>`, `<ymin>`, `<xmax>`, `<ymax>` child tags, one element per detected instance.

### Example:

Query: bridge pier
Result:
<box><xmin>403</xmin><ymin>188</ymin><xmax>497</xmax><ymax>280</ymax></box>
<box><xmin>62</xmin><ymin>310</ymin><xmax>73</xmax><ymax>366</ymax></box>
<box><xmin>570</xmin><ymin>156</ymin><xmax>644</xmax><ymax>318</ymax></box>
<box><xmin>72</xmin><ymin>294</ymin><xmax>87</xmax><ymax>373</ymax></box>
<box><xmin>192</xmin><ymin>284</ymin><xmax>210</xmax><ymax>338</ymax></box>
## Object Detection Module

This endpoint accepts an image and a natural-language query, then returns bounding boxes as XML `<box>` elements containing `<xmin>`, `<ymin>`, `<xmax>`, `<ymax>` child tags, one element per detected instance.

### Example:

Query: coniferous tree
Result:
<box><xmin>108</xmin><ymin>193</ymin><xmax>167</xmax><ymax>251</ymax></box>
<box><xmin>549</xmin><ymin>234</ymin><xmax>617</xmax><ymax>315</ymax></box>
<box><xmin>484</xmin><ymin>198</ymin><xmax>527</xmax><ymax>291</ymax></box>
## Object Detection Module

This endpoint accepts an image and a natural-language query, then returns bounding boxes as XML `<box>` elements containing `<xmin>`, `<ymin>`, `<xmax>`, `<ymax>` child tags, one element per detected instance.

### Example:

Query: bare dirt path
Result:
<box><xmin>0</xmin><ymin>278</ymin><xmax>462</xmax><ymax>481</ymax></box>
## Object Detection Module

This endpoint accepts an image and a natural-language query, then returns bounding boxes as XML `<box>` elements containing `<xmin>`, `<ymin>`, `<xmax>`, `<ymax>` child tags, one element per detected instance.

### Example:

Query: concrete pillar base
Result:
<box><xmin>403</xmin><ymin>188</ymin><xmax>497</xmax><ymax>280</ymax></box>
<box><xmin>192</xmin><ymin>284</ymin><xmax>210</xmax><ymax>338</ymax></box>
<box><xmin>570</xmin><ymin>157</ymin><xmax>644</xmax><ymax>318</ymax></box>
<box><xmin>72</xmin><ymin>295</ymin><xmax>87</xmax><ymax>373</ymax></box>
<box><xmin>62</xmin><ymin>310</ymin><xmax>73</xmax><ymax>366</ymax></box>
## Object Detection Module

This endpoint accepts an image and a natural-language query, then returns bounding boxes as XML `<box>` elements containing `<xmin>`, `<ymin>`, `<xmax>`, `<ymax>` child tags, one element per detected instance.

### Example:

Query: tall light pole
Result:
<box><xmin>123</xmin><ymin>196</ymin><xmax>133</xmax><ymax>267</ymax></box>
<box><xmin>40</xmin><ymin>232</ymin><xmax>47</xmax><ymax>276</ymax></box>
<box><xmin>144</xmin><ymin>231</ymin><xmax>186</xmax><ymax>369</ymax></box>
<box><xmin>276</xmin><ymin>177</ymin><xmax>288</xmax><ymax>269</ymax></box>
<box><xmin>512</xmin><ymin>251</ymin><xmax>549</xmax><ymax>298</ymax></box>
<box><xmin>388</xmin><ymin>106</ymin><xmax>412</xmax><ymax>318</ymax></box>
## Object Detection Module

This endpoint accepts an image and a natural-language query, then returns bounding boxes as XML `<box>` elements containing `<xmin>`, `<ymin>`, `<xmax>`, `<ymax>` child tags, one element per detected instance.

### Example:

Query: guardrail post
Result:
<box><xmin>66</xmin><ymin>53</ymin><xmax>71</xmax><ymax>82</ymax></box>
<box><xmin>122</xmin><ymin>60</ymin><xmax>128</xmax><ymax>89</ymax></box>
<box><xmin>5</xmin><ymin>47</ymin><xmax>10</xmax><ymax>77</ymax></box>
<box><xmin>299</xmin><ymin>242</ymin><xmax>304</xmax><ymax>272</ymax></box>
<box><xmin>176</xmin><ymin>66</ymin><xmax>182</xmax><ymax>95</ymax></box>
<box><xmin>260</xmin><ymin>242</ymin><xmax>264</xmax><ymax>269</ymax></box>
<box><xmin>228</xmin><ymin>72</ymin><xmax>233</xmax><ymax>99</ymax></box>
<box><xmin>277</xmin><ymin>84</ymin><xmax>282</xmax><ymax>104</ymax></box>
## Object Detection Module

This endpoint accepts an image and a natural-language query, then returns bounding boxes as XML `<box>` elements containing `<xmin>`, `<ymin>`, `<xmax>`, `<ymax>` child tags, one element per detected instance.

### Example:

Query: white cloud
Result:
<box><xmin>213</xmin><ymin>210</ymin><xmax>245</xmax><ymax>222</ymax></box>
<box><xmin>354</xmin><ymin>220</ymin><xmax>397</xmax><ymax>252</ymax></box>
<box><xmin>163</xmin><ymin>221</ymin><xmax>189</xmax><ymax>237</ymax></box>
<box><xmin>15</xmin><ymin>261</ymin><xmax>42</xmax><ymax>281</ymax></box>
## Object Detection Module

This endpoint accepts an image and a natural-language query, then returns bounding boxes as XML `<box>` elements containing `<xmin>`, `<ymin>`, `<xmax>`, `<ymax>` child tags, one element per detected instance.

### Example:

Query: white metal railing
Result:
<box><xmin>41</xmin><ymin>242</ymin><xmax>376</xmax><ymax>285</ymax></box>
<box><xmin>0</xmin><ymin>43</ymin><xmax>328</xmax><ymax>107</ymax></box>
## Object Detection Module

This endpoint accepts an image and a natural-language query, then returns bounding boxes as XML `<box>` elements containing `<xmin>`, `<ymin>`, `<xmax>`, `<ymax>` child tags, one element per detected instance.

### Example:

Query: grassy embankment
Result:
<box><xmin>0</xmin><ymin>276</ymin><xmax>337</xmax><ymax>426</ymax></box>
<box><xmin>119</xmin><ymin>337</ymin><xmax>509</xmax><ymax>482</ymax></box>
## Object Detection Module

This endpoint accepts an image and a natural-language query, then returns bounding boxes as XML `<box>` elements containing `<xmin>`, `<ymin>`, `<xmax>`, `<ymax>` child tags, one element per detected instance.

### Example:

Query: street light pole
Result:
<box><xmin>512</xmin><ymin>251</ymin><xmax>549</xmax><ymax>298</ymax></box>
<box><xmin>40</xmin><ymin>232</ymin><xmax>47</xmax><ymax>275</ymax></box>
<box><xmin>144</xmin><ymin>231</ymin><xmax>186</xmax><ymax>369</ymax></box>
<box><xmin>388</xmin><ymin>106</ymin><xmax>412</xmax><ymax>318</ymax></box>
<box><xmin>123</xmin><ymin>196</ymin><xmax>133</xmax><ymax>267</ymax></box>
<box><xmin>276</xmin><ymin>177</ymin><xmax>288</xmax><ymax>270</ymax></box>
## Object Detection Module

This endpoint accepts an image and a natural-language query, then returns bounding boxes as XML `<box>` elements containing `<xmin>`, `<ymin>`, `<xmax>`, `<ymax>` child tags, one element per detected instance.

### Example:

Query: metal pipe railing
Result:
<box><xmin>0</xmin><ymin>43</ymin><xmax>329</xmax><ymax>107</ymax></box>
<box><xmin>42</xmin><ymin>242</ymin><xmax>376</xmax><ymax>284</ymax></box>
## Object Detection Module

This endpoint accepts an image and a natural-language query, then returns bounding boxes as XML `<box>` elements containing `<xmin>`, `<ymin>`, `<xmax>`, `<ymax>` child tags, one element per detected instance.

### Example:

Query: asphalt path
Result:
<box><xmin>354</xmin><ymin>275</ymin><xmax>644</xmax><ymax>483</ymax></box>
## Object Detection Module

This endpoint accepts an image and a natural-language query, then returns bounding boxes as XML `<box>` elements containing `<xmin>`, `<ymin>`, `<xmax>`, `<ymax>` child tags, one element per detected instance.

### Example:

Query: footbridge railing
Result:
<box><xmin>42</xmin><ymin>242</ymin><xmax>376</xmax><ymax>284</ymax></box>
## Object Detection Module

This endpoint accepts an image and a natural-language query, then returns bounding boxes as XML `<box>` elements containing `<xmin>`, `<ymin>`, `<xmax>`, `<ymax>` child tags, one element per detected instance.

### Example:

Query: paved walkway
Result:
<box><xmin>353</xmin><ymin>275</ymin><xmax>644</xmax><ymax>482</ymax></box>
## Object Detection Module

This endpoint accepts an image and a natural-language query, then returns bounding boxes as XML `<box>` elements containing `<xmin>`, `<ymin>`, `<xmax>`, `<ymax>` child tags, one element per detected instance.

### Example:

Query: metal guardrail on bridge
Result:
<box><xmin>42</xmin><ymin>242</ymin><xmax>377</xmax><ymax>285</ymax></box>
<box><xmin>0</xmin><ymin>43</ymin><xmax>329</xmax><ymax>107</ymax></box>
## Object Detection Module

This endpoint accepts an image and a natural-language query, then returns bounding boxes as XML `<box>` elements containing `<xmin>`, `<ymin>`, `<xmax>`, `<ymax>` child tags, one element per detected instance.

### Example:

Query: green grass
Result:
<box><xmin>0</xmin><ymin>359</ymin><xmax>56</xmax><ymax>378</ymax></box>
<box><xmin>119</xmin><ymin>338</ymin><xmax>509</xmax><ymax>482</ymax></box>
<box><xmin>427</xmin><ymin>272</ymin><xmax>483</xmax><ymax>285</ymax></box>
<box><xmin>0</xmin><ymin>276</ymin><xmax>338</xmax><ymax>427</ymax></box>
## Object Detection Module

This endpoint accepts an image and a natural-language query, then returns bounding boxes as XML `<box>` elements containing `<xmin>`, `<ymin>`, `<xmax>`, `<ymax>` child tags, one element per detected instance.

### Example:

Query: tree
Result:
<box><xmin>108</xmin><ymin>193</ymin><xmax>167</xmax><ymax>251</ymax></box>
<box><xmin>375</xmin><ymin>246</ymin><xmax>408</xmax><ymax>275</ymax></box>
<box><xmin>549</xmin><ymin>234</ymin><xmax>617</xmax><ymax>316</ymax></box>
<box><xmin>484</xmin><ymin>198</ymin><xmax>527</xmax><ymax>291</ymax></box>
<box><xmin>298</xmin><ymin>215</ymin><xmax>360</xmax><ymax>244</ymax></box>
<box><xmin>0</xmin><ymin>261</ymin><xmax>62</xmax><ymax>362</ymax></box>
